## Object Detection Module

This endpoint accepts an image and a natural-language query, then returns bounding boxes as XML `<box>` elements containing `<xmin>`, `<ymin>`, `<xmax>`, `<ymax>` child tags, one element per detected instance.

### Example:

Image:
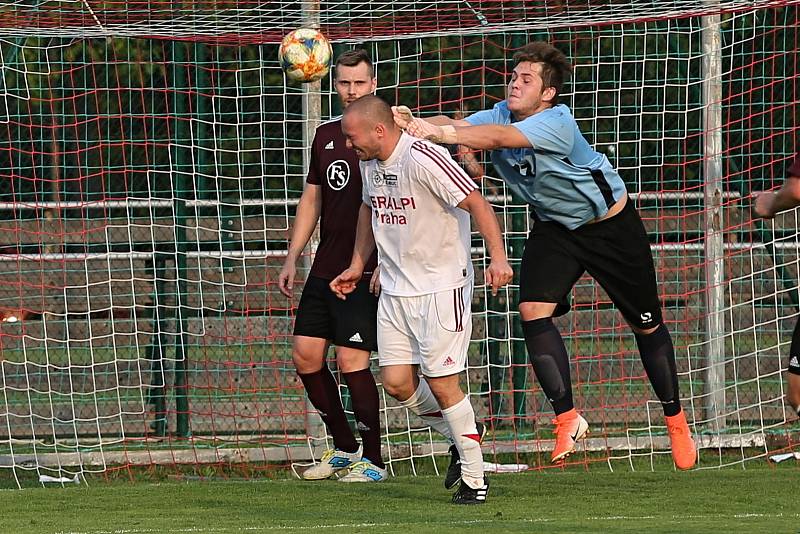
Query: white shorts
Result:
<box><xmin>377</xmin><ymin>284</ymin><xmax>473</xmax><ymax>377</ymax></box>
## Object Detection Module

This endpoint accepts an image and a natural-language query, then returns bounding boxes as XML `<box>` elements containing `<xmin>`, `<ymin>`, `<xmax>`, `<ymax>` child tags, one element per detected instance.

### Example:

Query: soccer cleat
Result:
<box><xmin>338</xmin><ymin>460</ymin><xmax>389</xmax><ymax>483</ymax></box>
<box><xmin>301</xmin><ymin>446</ymin><xmax>362</xmax><ymax>480</ymax></box>
<box><xmin>451</xmin><ymin>476</ymin><xmax>489</xmax><ymax>505</ymax></box>
<box><xmin>665</xmin><ymin>410</ymin><xmax>696</xmax><ymax>470</ymax></box>
<box><xmin>551</xmin><ymin>409</ymin><xmax>589</xmax><ymax>463</ymax></box>
<box><xmin>444</xmin><ymin>421</ymin><xmax>487</xmax><ymax>489</ymax></box>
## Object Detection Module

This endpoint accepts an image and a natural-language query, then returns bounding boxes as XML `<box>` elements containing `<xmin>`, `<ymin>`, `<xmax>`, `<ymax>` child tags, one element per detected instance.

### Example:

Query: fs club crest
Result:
<box><xmin>326</xmin><ymin>160</ymin><xmax>350</xmax><ymax>190</ymax></box>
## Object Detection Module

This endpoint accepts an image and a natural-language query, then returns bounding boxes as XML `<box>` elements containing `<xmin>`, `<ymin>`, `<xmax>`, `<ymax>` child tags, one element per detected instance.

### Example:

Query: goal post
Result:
<box><xmin>0</xmin><ymin>1</ymin><xmax>798</xmax><ymax>487</ymax></box>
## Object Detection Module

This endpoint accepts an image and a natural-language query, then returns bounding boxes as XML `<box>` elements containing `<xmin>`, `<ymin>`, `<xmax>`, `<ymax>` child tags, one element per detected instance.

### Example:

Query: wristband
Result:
<box><xmin>440</xmin><ymin>125</ymin><xmax>458</xmax><ymax>144</ymax></box>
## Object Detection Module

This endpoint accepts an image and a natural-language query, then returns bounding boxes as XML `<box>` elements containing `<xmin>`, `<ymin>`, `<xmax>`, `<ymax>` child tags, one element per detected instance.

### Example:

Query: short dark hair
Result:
<box><xmin>335</xmin><ymin>49</ymin><xmax>375</xmax><ymax>79</ymax></box>
<box><xmin>512</xmin><ymin>41</ymin><xmax>572</xmax><ymax>104</ymax></box>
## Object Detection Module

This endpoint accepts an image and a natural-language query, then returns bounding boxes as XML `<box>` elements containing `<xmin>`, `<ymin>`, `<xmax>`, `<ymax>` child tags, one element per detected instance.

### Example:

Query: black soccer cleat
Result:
<box><xmin>451</xmin><ymin>476</ymin><xmax>489</xmax><ymax>505</ymax></box>
<box><xmin>444</xmin><ymin>421</ymin><xmax>487</xmax><ymax>489</ymax></box>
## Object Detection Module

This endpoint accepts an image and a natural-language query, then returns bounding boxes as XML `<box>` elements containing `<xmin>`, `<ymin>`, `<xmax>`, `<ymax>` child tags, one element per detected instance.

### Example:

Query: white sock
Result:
<box><xmin>441</xmin><ymin>395</ymin><xmax>484</xmax><ymax>489</ymax></box>
<box><xmin>399</xmin><ymin>380</ymin><xmax>454</xmax><ymax>443</ymax></box>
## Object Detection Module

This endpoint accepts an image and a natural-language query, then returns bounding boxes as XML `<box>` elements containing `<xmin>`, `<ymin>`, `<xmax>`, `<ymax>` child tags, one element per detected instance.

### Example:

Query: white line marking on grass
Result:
<box><xmin>52</xmin><ymin>513</ymin><xmax>800</xmax><ymax>534</ymax></box>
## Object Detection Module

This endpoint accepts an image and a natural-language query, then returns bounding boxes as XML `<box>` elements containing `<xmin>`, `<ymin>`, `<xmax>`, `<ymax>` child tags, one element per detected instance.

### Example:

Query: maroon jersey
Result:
<box><xmin>788</xmin><ymin>152</ymin><xmax>800</xmax><ymax>178</ymax></box>
<box><xmin>306</xmin><ymin>118</ymin><xmax>378</xmax><ymax>279</ymax></box>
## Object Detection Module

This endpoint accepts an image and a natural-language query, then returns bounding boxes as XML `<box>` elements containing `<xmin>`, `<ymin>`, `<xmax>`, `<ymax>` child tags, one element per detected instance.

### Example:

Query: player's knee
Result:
<box><xmin>382</xmin><ymin>379</ymin><xmax>414</xmax><ymax>401</ymax></box>
<box><xmin>631</xmin><ymin>323</ymin><xmax>659</xmax><ymax>336</ymax></box>
<box><xmin>518</xmin><ymin>301</ymin><xmax>557</xmax><ymax>321</ymax></box>
<box><xmin>787</xmin><ymin>380</ymin><xmax>800</xmax><ymax>411</ymax></box>
<box><xmin>335</xmin><ymin>349</ymin><xmax>370</xmax><ymax>373</ymax></box>
<box><xmin>291</xmin><ymin>349</ymin><xmax>324</xmax><ymax>374</ymax></box>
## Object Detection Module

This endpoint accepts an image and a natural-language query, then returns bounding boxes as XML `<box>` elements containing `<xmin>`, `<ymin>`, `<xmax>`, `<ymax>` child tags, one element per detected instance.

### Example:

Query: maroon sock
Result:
<box><xmin>297</xmin><ymin>366</ymin><xmax>358</xmax><ymax>453</ymax></box>
<box><xmin>343</xmin><ymin>368</ymin><xmax>384</xmax><ymax>468</ymax></box>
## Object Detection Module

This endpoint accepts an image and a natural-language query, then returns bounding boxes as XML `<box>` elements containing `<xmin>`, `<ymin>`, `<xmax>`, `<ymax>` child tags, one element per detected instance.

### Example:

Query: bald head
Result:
<box><xmin>341</xmin><ymin>95</ymin><xmax>402</xmax><ymax>161</ymax></box>
<box><xmin>343</xmin><ymin>94</ymin><xmax>397</xmax><ymax>131</ymax></box>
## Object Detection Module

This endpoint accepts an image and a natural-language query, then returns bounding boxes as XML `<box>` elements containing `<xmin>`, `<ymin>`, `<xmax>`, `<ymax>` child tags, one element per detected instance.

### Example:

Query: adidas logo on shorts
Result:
<box><xmin>443</xmin><ymin>356</ymin><xmax>455</xmax><ymax>367</ymax></box>
<box><xmin>349</xmin><ymin>332</ymin><xmax>363</xmax><ymax>343</ymax></box>
<box><xmin>790</xmin><ymin>356</ymin><xmax>799</xmax><ymax>368</ymax></box>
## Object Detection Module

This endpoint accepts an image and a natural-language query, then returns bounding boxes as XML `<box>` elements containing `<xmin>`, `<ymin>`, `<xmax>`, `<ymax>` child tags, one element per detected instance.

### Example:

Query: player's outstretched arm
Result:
<box><xmin>391</xmin><ymin>105</ymin><xmax>470</xmax><ymax>129</ymax></box>
<box><xmin>457</xmin><ymin>191</ymin><xmax>513</xmax><ymax>295</ymax></box>
<box><xmin>278</xmin><ymin>184</ymin><xmax>322</xmax><ymax>297</ymax></box>
<box><xmin>406</xmin><ymin>120</ymin><xmax>531</xmax><ymax>152</ymax></box>
<box><xmin>754</xmin><ymin>175</ymin><xmax>800</xmax><ymax>219</ymax></box>
<box><xmin>330</xmin><ymin>202</ymin><xmax>376</xmax><ymax>300</ymax></box>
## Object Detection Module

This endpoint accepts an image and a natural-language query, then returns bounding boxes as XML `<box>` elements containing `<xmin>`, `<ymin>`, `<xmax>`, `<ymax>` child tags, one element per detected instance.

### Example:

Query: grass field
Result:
<box><xmin>1</xmin><ymin>461</ymin><xmax>798</xmax><ymax>533</ymax></box>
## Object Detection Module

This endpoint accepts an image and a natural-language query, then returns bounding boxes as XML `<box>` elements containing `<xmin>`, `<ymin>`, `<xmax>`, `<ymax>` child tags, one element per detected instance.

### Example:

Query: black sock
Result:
<box><xmin>297</xmin><ymin>366</ymin><xmax>359</xmax><ymax>453</ymax></box>
<box><xmin>522</xmin><ymin>317</ymin><xmax>573</xmax><ymax>415</ymax></box>
<box><xmin>635</xmin><ymin>323</ymin><xmax>681</xmax><ymax>417</ymax></box>
<box><xmin>342</xmin><ymin>368</ymin><xmax>384</xmax><ymax>468</ymax></box>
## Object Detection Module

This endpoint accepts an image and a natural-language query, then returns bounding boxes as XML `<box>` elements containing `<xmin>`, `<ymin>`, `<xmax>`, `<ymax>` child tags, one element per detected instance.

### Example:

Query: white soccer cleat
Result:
<box><xmin>301</xmin><ymin>446</ymin><xmax>362</xmax><ymax>480</ymax></box>
<box><xmin>338</xmin><ymin>460</ymin><xmax>389</xmax><ymax>483</ymax></box>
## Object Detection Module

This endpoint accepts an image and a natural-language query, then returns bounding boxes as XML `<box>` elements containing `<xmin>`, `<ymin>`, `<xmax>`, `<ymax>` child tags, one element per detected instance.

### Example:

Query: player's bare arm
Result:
<box><xmin>457</xmin><ymin>191</ymin><xmax>513</xmax><ymax>295</ymax></box>
<box><xmin>278</xmin><ymin>184</ymin><xmax>322</xmax><ymax>297</ymax></box>
<box><xmin>330</xmin><ymin>202</ymin><xmax>376</xmax><ymax>299</ymax></box>
<box><xmin>391</xmin><ymin>105</ymin><xmax>470</xmax><ymax>129</ymax></box>
<box><xmin>407</xmin><ymin>120</ymin><xmax>531</xmax><ymax>151</ymax></box>
<box><xmin>754</xmin><ymin>175</ymin><xmax>800</xmax><ymax>219</ymax></box>
<box><xmin>459</xmin><ymin>148</ymin><xmax>486</xmax><ymax>178</ymax></box>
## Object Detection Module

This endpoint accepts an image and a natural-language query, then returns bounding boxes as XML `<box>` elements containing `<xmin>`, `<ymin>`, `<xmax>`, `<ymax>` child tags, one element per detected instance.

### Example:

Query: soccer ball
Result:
<box><xmin>279</xmin><ymin>28</ymin><xmax>333</xmax><ymax>83</ymax></box>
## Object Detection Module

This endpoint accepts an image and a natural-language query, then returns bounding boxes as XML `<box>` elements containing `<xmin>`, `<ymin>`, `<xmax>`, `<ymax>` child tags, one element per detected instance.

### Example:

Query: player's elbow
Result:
<box><xmin>786</xmin><ymin>177</ymin><xmax>800</xmax><ymax>203</ymax></box>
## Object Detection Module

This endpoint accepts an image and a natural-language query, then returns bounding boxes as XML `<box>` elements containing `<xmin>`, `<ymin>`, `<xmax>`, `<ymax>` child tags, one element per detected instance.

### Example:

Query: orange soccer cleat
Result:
<box><xmin>551</xmin><ymin>409</ymin><xmax>589</xmax><ymax>463</ymax></box>
<box><xmin>665</xmin><ymin>409</ymin><xmax>697</xmax><ymax>470</ymax></box>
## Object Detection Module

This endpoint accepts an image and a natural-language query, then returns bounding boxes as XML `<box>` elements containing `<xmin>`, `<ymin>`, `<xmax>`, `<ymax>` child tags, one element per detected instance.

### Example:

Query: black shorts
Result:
<box><xmin>789</xmin><ymin>354</ymin><xmax>800</xmax><ymax>375</ymax></box>
<box><xmin>293</xmin><ymin>275</ymin><xmax>378</xmax><ymax>351</ymax></box>
<box><xmin>519</xmin><ymin>199</ymin><xmax>663</xmax><ymax>330</ymax></box>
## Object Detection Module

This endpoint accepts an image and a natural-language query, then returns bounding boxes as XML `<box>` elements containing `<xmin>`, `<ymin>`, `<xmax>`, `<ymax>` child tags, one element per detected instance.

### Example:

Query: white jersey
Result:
<box><xmin>360</xmin><ymin>132</ymin><xmax>476</xmax><ymax>296</ymax></box>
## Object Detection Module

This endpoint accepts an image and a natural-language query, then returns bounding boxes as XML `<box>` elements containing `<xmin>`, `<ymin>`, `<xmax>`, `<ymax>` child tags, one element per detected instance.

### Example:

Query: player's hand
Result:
<box><xmin>406</xmin><ymin>118</ymin><xmax>446</xmax><ymax>143</ymax></box>
<box><xmin>330</xmin><ymin>267</ymin><xmax>363</xmax><ymax>300</ymax></box>
<box><xmin>277</xmin><ymin>260</ymin><xmax>296</xmax><ymax>298</ymax></box>
<box><xmin>392</xmin><ymin>105</ymin><xmax>415</xmax><ymax>129</ymax></box>
<box><xmin>369</xmin><ymin>265</ymin><xmax>381</xmax><ymax>296</ymax></box>
<box><xmin>484</xmin><ymin>259</ymin><xmax>514</xmax><ymax>296</ymax></box>
<box><xmin>753</xmin><ymin>191</ymin><xmax>777</xmax><ymax>219</ymax></box>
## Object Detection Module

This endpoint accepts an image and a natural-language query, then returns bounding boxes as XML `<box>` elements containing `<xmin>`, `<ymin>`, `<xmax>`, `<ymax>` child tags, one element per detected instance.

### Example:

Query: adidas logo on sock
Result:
<box><xmin>356</xmin><ymin>421</ymin><xmax>371</xmax><ymax>431</ymax></box>
<box><xmin>349</xmin><ymin>332</ymin><xmax>363</xmax><ymax>343</ymax></box>
<box><xmin>324</xmin><ymin>141</ymin><xmax>334</xmax><ymax>149</ymax></box>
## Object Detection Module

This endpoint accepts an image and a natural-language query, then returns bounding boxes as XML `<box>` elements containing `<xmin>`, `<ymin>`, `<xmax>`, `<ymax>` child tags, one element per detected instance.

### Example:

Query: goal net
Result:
<box><xmin>0</xmin><ymin>1</ymin><xmax>798</xmax><ymax>486</ymax></box>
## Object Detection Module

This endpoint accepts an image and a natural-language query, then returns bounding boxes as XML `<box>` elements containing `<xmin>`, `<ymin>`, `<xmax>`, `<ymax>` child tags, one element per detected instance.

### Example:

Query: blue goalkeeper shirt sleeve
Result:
<box><xmin>467</xmin><ymin>102</ymin><xmax>627</xmax><ymax>229</ymax></box>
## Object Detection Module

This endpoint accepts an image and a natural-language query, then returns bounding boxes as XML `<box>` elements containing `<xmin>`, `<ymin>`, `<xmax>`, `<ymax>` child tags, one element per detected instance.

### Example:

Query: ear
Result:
<box><xmin>542</xmin><ymin>86</ymin><xmax>557</xmax><ymax>103</ymax></box>
<box><xmin>375</xmin><ymin>121</ymin><xmax>387</xmax><ymax>137</ymax></box>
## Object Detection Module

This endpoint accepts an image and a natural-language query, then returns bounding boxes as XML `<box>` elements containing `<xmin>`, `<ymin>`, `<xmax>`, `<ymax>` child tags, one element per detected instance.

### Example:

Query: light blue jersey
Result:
<box><xmin>466</xmin><ymin>102</ymin><xmax>626</xmax><ymax>230</ymax></box>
